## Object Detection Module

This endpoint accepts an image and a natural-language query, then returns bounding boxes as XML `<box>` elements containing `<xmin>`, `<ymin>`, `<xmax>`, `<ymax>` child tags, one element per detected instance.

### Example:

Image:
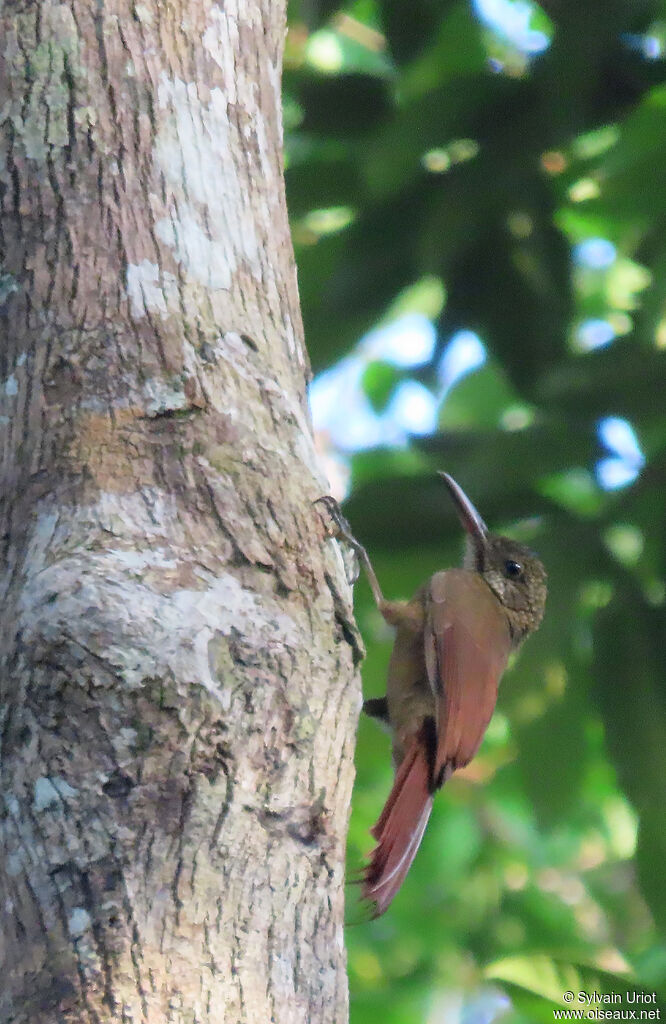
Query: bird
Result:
<box><xmin>329</xmin><ymin>472</ymin><xmax>547</xmax><ymax>916</ymax></box>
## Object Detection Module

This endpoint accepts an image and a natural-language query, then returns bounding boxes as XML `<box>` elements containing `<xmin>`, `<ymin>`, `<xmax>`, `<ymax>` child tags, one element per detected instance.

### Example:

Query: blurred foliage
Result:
<box><xmin>284</xmin><ymin>0</ymin><xmax>666</xmax><ymax>1021</ymax></box>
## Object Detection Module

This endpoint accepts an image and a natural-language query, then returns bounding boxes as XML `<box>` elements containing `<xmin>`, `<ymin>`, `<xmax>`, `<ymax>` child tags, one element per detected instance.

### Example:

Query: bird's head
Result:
<box><xmin>440</xmin><ymin>472</ymin><xmax>547</xmax><ymax>643</ymax></box>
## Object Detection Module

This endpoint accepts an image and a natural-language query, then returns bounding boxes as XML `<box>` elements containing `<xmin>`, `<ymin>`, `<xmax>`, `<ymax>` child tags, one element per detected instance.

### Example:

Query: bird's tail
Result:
<box><xmin>362</xmin><ymin>722</ymin><xmax>434</xmax><ymax>916</ymax></box>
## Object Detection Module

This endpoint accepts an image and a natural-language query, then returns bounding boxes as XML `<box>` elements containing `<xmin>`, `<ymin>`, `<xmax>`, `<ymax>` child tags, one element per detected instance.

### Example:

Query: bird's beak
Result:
<box><xmin>439</xmin><ymin>472</ymin><xmax>488</xmax><ymax>552</ymax></box>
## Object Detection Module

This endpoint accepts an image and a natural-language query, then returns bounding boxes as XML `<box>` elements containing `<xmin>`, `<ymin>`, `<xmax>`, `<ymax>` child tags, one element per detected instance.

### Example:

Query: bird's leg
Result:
<box><xmin>315</xmin><ymin>496</ymin><xmax>422</xmax><ymax>632</ymax></box>
<box><xmin>315</xmin><ymin>496</ymin><xmax>386</xmax><ymax>602</ymax></box>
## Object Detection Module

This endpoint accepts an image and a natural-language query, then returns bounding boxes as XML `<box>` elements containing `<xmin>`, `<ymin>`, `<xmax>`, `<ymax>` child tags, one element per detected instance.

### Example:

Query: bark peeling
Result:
<box><xmin>0</xmin><ymin>2</ymin><xmax>359</xmax><ymax>1021</ymax></box>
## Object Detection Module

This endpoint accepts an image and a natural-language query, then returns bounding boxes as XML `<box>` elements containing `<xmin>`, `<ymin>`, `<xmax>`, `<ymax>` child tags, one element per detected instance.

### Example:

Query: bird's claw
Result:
<box><xmin>314</xmin><ymin>495</ymin><xmax>368</xmax><ymax>587</ymax></box>
<box><xmin>314</xmin><ymin>495</ymin><xmax>355</xmax><ymax>545</ymax></box>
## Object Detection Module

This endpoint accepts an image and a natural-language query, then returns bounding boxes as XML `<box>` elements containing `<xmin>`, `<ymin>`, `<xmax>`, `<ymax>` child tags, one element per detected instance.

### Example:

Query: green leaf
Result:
<box><xmin>486</xmin><ymin>955</ymin><xmax>634</xmax><ymax>1010</ymax></box>
<box><xmin>439</xmin><ymin>362</ymin><xmax>518</xmax><ymax>431</ymax></box>
<box><xmin>361</xmin><ymin>360</ymin><xmax>400</xmax><ymax>412</ymax></box>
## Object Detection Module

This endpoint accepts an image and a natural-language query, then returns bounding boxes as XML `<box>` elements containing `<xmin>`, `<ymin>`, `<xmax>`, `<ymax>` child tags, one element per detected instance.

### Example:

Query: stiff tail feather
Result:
<box><xmin>362</xmin><ymin>723</ymin><xmax>434</xmax><ymax>916</ymax></box>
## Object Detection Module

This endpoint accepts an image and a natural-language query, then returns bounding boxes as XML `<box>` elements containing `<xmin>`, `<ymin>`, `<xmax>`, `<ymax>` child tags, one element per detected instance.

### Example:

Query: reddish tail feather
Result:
<box><xmin>362</xmin><ymin>723</ymin><xmax>435</xmax><ymax>916</ymax></box>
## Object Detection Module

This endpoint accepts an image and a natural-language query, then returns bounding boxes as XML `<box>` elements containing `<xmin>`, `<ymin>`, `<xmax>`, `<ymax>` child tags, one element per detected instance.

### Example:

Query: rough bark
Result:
<box><xmin>0</xmin><ymin>2</ymin><xmax>360</xmax><ymax>1022</ymax></box>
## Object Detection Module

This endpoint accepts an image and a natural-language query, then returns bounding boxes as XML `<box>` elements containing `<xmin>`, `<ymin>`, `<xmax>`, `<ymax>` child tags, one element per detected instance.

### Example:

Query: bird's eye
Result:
<box><xmin>504</xmin><ymin>559</ymin><xmax>522</xmax><ymax>579</ymax></box>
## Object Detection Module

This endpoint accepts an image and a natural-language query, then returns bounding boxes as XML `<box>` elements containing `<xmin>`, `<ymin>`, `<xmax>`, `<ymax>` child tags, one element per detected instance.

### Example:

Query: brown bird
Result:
<box><xmin>334</xmin><ymin>473</ymin><xmax>547</xmax><ymax>916</ymax></box>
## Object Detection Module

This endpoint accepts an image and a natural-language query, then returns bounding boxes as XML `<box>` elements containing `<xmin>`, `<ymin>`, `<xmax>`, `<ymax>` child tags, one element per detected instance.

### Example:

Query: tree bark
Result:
<box><xmin>0</xmin><ymin>2</ymin><xmax>360</xmax><ymax>1021</ymax></box>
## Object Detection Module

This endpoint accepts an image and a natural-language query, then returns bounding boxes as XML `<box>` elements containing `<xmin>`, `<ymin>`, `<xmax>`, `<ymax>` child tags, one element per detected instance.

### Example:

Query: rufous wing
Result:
<box><xmin>425</xmin><ymin>570</ymin><xmax>512</xmax><ymax>787</ymax></box>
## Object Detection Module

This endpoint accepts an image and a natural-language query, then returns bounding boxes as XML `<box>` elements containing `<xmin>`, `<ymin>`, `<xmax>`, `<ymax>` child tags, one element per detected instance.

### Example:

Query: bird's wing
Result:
<box><xmin>424</xmin><ymin>570</ymin><xmax>512</xmax><ymax>786</ymax></box>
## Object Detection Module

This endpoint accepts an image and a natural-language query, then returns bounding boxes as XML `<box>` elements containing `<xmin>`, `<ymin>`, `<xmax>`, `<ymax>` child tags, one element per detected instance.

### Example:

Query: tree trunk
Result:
<box><xmin>0</xmin><ymin>3</ymin><xmax>360</xmax><ymax>1022</ymax></box>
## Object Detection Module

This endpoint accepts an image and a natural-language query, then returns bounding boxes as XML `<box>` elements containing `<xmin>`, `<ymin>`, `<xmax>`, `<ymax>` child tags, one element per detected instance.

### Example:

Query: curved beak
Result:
<box><xmin>439</xmin><ymin>472</ymin><xmax>488</xmax><ymax>551</ymax></box>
